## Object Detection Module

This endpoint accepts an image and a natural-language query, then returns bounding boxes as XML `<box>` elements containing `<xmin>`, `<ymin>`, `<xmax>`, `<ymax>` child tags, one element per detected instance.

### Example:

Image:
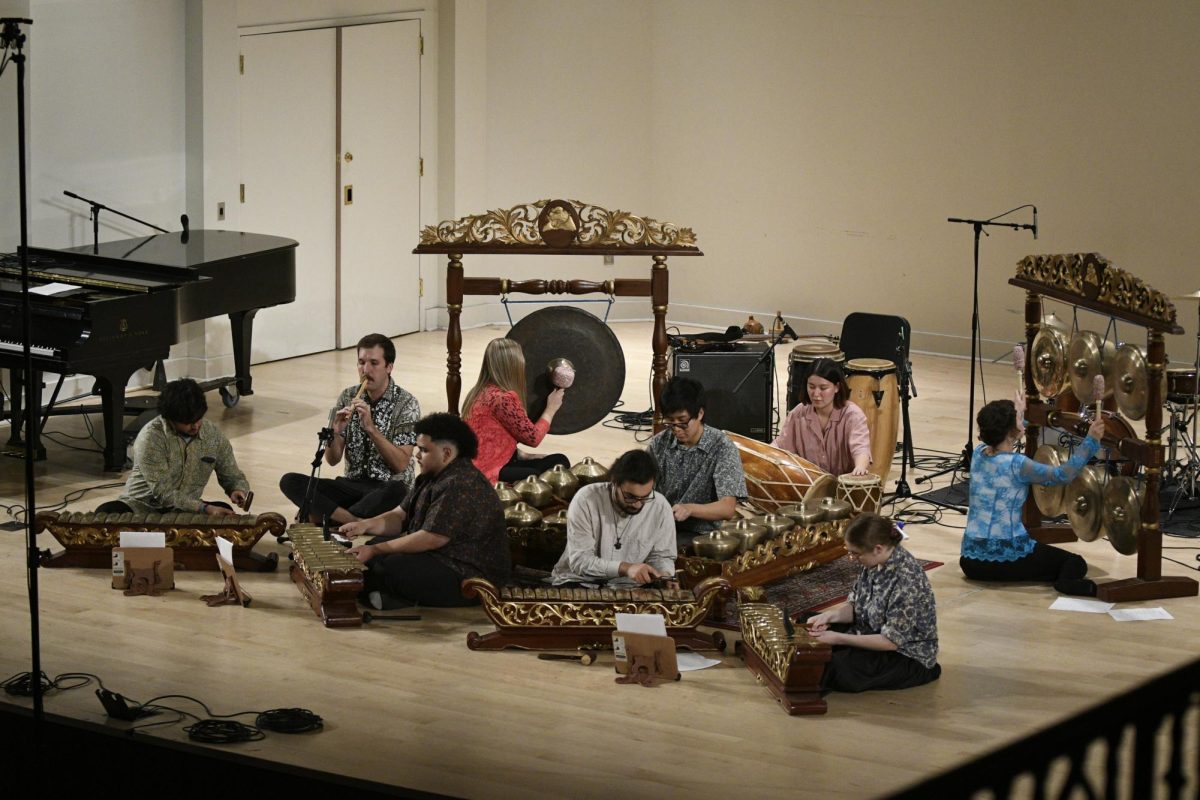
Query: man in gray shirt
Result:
<box><xmin>550</xmin><ymin>450</ymin><xmax>677</xmax><ymax>587</ymax></box>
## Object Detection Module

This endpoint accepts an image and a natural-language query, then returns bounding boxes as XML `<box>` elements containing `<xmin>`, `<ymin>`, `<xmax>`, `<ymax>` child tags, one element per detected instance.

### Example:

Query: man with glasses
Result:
<box><xmin>549</xmin><ymin>449</ymin><xmax>676</xmax><ymax>587</ymax></box>
<box><xmin>647</xmin><ymin>376</ymin><xmax>748</xmax><ymax>548</ymax></box>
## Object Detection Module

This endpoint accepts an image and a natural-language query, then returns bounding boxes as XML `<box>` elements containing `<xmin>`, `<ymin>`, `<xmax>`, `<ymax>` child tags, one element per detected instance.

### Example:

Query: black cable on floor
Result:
<box><xmin>257</xmin><ymin>708</ymin><xmax>324</xmax><ymax>734</ymax></box>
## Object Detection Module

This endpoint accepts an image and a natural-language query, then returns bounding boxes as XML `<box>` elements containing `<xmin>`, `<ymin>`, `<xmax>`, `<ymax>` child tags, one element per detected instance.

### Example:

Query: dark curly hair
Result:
<box><xmin>660</xmin><ymin>376</ymin><xmax>706</xmax><ymax>418</ymax></box>
<box><xmin>610</xmin><ymin>449</ymin><xmax>660</xmax><ymax>486</ymax></box>
<box><xmin>976</xmin><ymin>399</ymin><xmax>1018</xmax><ymax>448</ymax></box>
<box><xmin>414</xmin><ymin>412</ymin><xmax>478</xmax><ymax>460</ymax></box>
<box><xmin>157</xmin><ymin>378</ymin><xmax>207</xmax><ymax>424</ymax></box>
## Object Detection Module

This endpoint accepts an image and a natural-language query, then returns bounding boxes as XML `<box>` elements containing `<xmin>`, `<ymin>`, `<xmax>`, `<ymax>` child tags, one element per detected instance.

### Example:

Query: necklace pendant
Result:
<box><xmin>613</xmin><ymin>541</ymin><xmax>622</xmax><ymax>550</ymax></box>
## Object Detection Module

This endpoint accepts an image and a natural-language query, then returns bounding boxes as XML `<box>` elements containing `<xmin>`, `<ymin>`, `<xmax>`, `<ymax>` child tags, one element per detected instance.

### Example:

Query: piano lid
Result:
<box><xmin>28</xmin><ymin>229</ymin><xmax>298</xmax><ymax>277</ymax></box>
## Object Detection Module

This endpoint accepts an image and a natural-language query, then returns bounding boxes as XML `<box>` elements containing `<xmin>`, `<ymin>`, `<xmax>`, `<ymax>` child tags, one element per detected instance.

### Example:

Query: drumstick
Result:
<box><xmin>1012</xmin><ymin>344</ymin><xmax>1025</xmax><ymax>397</ymax></box>
<box><xmin>1093</xmin><ymin>375</ymin><xmax>1105</xmax><ymax>419</ymax></box>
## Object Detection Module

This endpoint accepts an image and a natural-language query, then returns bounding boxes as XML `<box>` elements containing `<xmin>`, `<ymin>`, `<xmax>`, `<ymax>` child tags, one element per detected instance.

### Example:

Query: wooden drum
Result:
<box><xmin>836</xmin><ymin>473</ymin><xmax>883</xmax><ymax>516</ymax></box>
<box><xmin>787</xmin><ymin>340</ymin><xmax>844</xmax><ymax>409</ymax></box>
<box><xmin>844</xmin><ymin>358</ymin><xmax>900</xmax><ymax>483</ymax></box>
<box><xmin>726</xmin><ymin>431</ymin><xmax>836</xmax><ymax>514</ymax></box>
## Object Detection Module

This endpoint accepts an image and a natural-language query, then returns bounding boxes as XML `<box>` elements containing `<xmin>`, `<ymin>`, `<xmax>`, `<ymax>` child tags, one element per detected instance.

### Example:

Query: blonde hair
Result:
<box><xmin>461</xmin><ymin>338</ymin><xmax>527</xmax><ymax>416</ymax></box>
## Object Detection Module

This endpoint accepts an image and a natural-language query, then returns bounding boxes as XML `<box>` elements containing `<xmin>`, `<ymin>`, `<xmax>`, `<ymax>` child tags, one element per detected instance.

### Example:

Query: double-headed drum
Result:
<box><xmin>844</xmin><ymin>358</ymin><xmax>899</xmax><ymax>482</ymax></box>
<box><xmin>836</xmin><ymin>473</ymin><xmax>882</xmax><ymax>516</ymax></box>
<box><xmin>787</xmin><ymin>340</ymin><xmax>844</xmax><ymax>409</ymax></box>
<box><xmin>726</xmin><ymin>431</ymin><xmax>836</xmax><ymax>514</ymax></box>
<box><xmin>1166</xmin><ymin>367</ymin><xmax>1199</xmax><ymax>404</ymax></box>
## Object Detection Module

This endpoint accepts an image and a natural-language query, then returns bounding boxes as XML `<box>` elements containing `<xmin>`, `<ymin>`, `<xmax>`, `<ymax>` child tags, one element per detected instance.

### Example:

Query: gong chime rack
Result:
<box><xmin>1010</xmin><ymin>253</ymin><xmax>1196</xmax><ymax>602</ymax></box>
<box><xmin>414</xmin><ymin>199</ymin><xmax>702</xmax><ymax>425</ymax></box>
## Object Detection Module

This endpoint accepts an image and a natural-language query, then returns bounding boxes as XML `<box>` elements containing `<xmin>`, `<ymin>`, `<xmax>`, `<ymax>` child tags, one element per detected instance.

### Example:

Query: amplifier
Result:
<box><xmin>670</xmin><ymin>345</ymin><xmax>773</xmax><ymax>442</ymax></box>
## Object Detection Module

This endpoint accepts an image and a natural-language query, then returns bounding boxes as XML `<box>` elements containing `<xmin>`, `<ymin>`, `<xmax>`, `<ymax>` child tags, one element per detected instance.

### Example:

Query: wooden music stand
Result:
<box><xmin>1011</xmin><ymin>253</ymin><xmax>1198</xmax><ymax>602</ymax></box>
<box><xmin>414</xmin><ymin>199</ymin><xmax>702</xmax><ymax>425</ymax></box>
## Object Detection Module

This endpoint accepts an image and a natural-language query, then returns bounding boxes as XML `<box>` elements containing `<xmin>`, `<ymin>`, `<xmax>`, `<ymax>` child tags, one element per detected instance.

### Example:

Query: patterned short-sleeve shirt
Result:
<box><xmin>647</xmin><ymin>425</ymin><xmax>748</xmax><ymax>534</ymax></box>
<box><xmin>849</xmin><ymin>545</ymin><xmax>939</xmax><ymax>669</ymax></box>
<box><xmin>335</xmin><ymin>378</ymin><xmax>420</xmax><ymax>485</ymax></box>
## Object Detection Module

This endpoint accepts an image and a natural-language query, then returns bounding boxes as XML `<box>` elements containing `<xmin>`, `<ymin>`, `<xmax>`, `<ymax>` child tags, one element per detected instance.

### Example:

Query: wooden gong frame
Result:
<box><xmin>414</xmin><ymin>200</ymin><xmax>703</xmax><ymax>426</ymax></box>
<box><xmin>1010</xmin><ymin>253</ymin><xmax>1196</xmax><ymax>602</ymax></box>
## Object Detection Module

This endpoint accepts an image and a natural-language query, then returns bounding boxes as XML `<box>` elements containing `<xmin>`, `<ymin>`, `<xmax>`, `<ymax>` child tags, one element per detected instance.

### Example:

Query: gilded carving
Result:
<box><xmin>37</xmin><ymin>511</ymin><xmax>286</xmax><ymax>550</ymax></box>
<box><xmin>419</xmin><ymin>199</ymin><xmax>698</xmax><ymax>249</ymax></box>
<box><xmin>1016</xmin><ymin>253</ymin><xmax>1177</xmax><ymax>325</ymax></box>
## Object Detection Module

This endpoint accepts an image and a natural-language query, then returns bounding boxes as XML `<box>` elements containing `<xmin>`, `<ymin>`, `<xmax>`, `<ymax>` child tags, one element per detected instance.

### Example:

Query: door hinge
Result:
<box><xmin>419</xmin><ymin>278</ymin><xmax>424</xmax><ymax>298</ymax></box>
<box><xmin>418</xmin><ymin>157</ymin><xmax>424</xmax><ymax>177</ymax></box>
<box><xmin>239</xmin><ymin>184</ymin><xmax>245</xmax><ymax>204</ymax></box>
<box><xmin>239</xmin><ymin>54</ymin><xmax>244</xmax><ymax>75</ymax></box>
<box><xmin>419</xmin><ymin>35</ymin><xmax>424</xmax><ymax>56</ymax></box>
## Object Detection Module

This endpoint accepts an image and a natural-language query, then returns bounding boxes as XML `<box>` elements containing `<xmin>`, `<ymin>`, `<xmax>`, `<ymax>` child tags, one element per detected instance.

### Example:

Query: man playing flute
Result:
<box><xmin>280</xmin><ymin>333</ymin><xmax>420</xmax><ymax>524</ymax></box>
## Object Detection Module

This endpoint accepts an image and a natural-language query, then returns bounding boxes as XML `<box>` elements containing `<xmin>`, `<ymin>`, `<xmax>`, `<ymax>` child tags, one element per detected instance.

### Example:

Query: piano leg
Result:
<box><xmin>92</xmin><ymin>366</ymin><xmax>141</xmax><ymax>472</ymax></box>
<box><xmin>5</xmin><ymin>367</ymin><xmax>47</xmax><ymax>461</ymax></box>
<box><xmin>229</xmin><ymin>308</ymin><xmax>258</xmax><ymax>397</ymax></box>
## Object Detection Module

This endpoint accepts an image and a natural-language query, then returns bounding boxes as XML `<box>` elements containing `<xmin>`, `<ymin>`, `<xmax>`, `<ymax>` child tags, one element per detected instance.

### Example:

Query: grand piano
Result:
<box><xmin>0</xmin><ymin>229</ymin><xmax>297</xmax><ymax>470</ymax></box>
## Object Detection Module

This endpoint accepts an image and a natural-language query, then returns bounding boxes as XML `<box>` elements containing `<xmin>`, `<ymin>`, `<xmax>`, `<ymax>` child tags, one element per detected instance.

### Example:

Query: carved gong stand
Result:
<box><xmin>414</xmin><ymin>199</ymin><xmax>702</xmax><ymax>422</ymax></box>
<box><xmin>1011</xmin><ymin>253</ymin><xmax>1197</xmax><ymax>602</ymax></box>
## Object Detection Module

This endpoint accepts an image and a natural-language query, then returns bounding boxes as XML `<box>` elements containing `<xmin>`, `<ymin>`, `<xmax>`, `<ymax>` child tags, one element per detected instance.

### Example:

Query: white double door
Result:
<box><xmin>238</xmin><ymin>20</ymin><xmax>421</xmax><ymax>361</ymax></box>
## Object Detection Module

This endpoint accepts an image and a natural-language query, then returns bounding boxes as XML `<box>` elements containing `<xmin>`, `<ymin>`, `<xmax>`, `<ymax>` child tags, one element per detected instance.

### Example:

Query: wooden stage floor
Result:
<box><xmin>2</xmin><ymin>323</ymin><xmax>1197</xmax><ymax>798</ymax></box>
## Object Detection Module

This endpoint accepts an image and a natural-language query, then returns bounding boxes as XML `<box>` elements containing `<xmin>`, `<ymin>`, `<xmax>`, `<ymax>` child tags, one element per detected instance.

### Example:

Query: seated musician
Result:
<box><xmin>280</xmin><ymin>333</ymin><xmax>420</xmax><ymax>524</ymax></box>
<box><xmin>549</xmin><ymin>450</ymin><xmax>676</xmax><ymax>587</ymax></box>
<box><xmin>96</xmin><ymin>378</ymin><xmax>250</xmax><ymax>516</ymax></box>
<box><xmin>807</xmin><ymin>513</ymin><xmax>941</xmax><ymax>692</ymax></box>
<box><xmin>961</xmin><ymin>398</ymin><xmax>1105</xmax><ymax>596</ymax></box>
<box><xmin>646</xmin><ymin>377</ymin><xmax>748</xmax><ymax>549</ymax></box>
<box><xmin>338</xmin><ymin>413</ymin><xmax>509</xmax><ymax>609</ymax></box>
<box><xmin>772</xmin><ymin>358</ymin><xmax>871</xmax><ymax>476</ymax></box>
<box><xmin>462</xmin><ymin>337</ymin><xmax>569</xmax><ymax>482</ymax></box>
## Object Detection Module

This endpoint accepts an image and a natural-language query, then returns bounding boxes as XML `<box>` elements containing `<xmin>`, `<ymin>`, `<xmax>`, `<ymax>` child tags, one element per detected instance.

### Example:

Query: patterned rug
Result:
<box><xmin>707</xmin><ymin>555</ymin><xmax>943</xmax><ymax>631</ymax></box>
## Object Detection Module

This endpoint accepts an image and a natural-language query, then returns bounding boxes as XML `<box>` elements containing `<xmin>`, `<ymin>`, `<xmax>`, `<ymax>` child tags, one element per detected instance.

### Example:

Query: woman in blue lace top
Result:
<box><xmin>961</xmin><ymin>398</ymin><xmax>1105</xmax><ymax>596</ymax></box>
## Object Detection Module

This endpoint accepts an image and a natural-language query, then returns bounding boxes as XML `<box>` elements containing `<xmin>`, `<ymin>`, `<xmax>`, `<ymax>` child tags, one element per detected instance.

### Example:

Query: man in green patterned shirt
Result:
<box><xmin>98</xmin><ymin>379</ymin><xmax>251</xmax><ymax>516</ymax></box>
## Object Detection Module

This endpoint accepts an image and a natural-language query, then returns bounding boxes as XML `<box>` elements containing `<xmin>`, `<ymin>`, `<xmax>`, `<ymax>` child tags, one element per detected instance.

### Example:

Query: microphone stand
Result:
<box><xmin>731</xmin><ymin>323</ymin><xmax>789</xmax><ymax>442</ymax></box>
<box><xmin>914</xmin><ymin>212</ymin><xmax>1036</xmax><ymax>512</ymax></box>
<box><xmin>298</xmin><ymin>410</ymin><xmax>337</xmax><ymax>526</ymax></box>
<box><xmin>891</xmin><ymin>329</ymin><xmax>917</xmax><ymax>500</ymax></box>
<box><xmin>62</xmin><ymin>189</ymin><xmax>168</xmax><ymax>252</ymax></box>
<box><xmin>3</xmin><ymin>13</ymin><xmax>42</xmax><ymax>727</ymax></box>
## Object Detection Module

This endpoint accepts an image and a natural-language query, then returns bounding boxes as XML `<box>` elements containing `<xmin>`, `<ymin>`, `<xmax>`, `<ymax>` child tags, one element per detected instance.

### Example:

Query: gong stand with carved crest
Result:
<box><xmin>414</xmin><ymin>199</ymin><xmax>703</xmax><ymax>427</ymax></box>
<box><xmin>1011</xmin><ymin>253</ymin><xmax>1197</xmax><ymax>602</ymax></box>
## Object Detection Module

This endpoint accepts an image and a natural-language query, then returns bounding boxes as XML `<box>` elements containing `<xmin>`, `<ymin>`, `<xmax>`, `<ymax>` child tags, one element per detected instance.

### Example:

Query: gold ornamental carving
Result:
<box><xmin>419</xmin><ymin>199</ymin><xmax>698</xmax><ymax>249</ymax></box>
<box><xmin>36</xmin><ymin>511</ymin><xmax>285</xmax><ymax>549</ymax></box>
<box><xmin>1015</xmin><ymin>253</ymin><xmax>1177</xmax><ymax>325</ymax></box>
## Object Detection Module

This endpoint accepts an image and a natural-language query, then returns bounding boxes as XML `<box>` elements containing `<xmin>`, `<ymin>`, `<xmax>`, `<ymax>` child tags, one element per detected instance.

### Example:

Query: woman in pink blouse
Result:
<box><xmin>772</xmin><ymin>358</ymin><xmax>871</xmax><ymax>476</ymax></box>
<box><xmin>462</xmin><ymin>338</ymin><xmax>568</xmax><ymax>483</ymax></box>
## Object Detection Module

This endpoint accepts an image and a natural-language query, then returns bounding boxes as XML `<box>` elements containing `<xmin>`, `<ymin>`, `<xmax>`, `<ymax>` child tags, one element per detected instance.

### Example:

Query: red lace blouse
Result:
<box><xmin>465</xmin><ymin>385</ymin><xmax>550</xmax><ymax>482</ymax></box>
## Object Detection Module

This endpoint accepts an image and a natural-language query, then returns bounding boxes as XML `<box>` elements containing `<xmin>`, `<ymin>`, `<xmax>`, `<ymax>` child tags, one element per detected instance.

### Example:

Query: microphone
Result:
<box><xmin>781</xmin><ymin>322</ymin><xmax>799</xmax><ymax>340</ymax></box>
<box><xmin>1032</xmin><ymin>206</ymin><xmax>1038</xmax><ymax>240</ymax></box>
<box><xmin>180</xmin><ymin>213</ymin><xmax>190</xmax><ymax>244</ymax></box>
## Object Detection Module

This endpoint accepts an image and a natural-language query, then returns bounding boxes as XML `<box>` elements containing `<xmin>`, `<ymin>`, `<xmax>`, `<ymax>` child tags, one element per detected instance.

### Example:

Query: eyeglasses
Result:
<box><xmin>661</xmin><ymin>416</ymin><xmax>694</xmax><ymax>430</ymax></box>
<box><xmin>615</xmin><ymin>487</ymin><xmax>655</xmax><ymax>506</ymax></box>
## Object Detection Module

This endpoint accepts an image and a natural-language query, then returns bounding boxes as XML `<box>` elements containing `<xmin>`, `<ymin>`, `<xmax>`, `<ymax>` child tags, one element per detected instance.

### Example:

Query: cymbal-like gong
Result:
<box><xmin>1103</xmin><ymin>476</ymin><xmax>1143</xmax><ymax>555</ymax></box>
<box><xmin>1032</xmin><ymin>445</ymin><xmax>1070</xmax><ymax>517</ymax></box>
<box><xmin>507</xmin><ymin>306</ymin><xmax>625</xmax><ymax>435</ymax></box>
<box><xmin>1068</xmin><ymin>331</ymin><xmax>1115</xmax><ymax>404</ymax></box>
<box><xmin>1111</xmin><ymin>343</ymin><xmax>1150</xmax><ymax>420</ymax></box>
<box><xmin>1031</xmin><ymin>324</ymin><xmax>1070</xmax><ymax>398</ymax></box>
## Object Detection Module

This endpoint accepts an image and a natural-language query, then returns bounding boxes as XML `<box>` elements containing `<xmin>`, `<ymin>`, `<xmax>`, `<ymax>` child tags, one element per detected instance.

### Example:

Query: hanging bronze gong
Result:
<box><xmin>507</xmin><ymin>306</ymin><xmax>626</xmax><ymax>435</ymax></box>
<box><xmin>1032</xmin><ymin>445</ymin><xmax>1070</xmax><ymax>517</ymax></box>
<box><xmin>1102</xmin><ymin>476</ymin><xmax>1143</xmax><ymax>556</ymax></box>
<box><xmin>1111</xmin><ymin>343</ymin><xmax>1150</xmax><ymax>420</ymax></box>
<box><xmin>1068</xmin><ymin>330</ymin><xmax>1116</xmax><ymax>404</ymax></box>
<box><xmin>1065</xmin><ymin>465</ymin><xmax>1106</xmax><ymax>542</ymax></box>
<box><xmin>1031</xmin><ymin>324</ymin><xmax>1071</xmax><ymax>398</ymax></box>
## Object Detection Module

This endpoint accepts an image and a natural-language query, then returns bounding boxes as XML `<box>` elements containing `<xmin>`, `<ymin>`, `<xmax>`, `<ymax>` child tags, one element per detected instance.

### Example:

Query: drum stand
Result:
<box><xmin>1165</xmin><ymin>402</ymin><xmax>1199</xmax><ymax>517</ymax></box>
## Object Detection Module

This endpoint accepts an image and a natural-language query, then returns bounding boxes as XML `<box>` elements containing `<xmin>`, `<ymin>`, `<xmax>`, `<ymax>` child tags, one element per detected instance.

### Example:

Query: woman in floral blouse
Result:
<box><xmin>808</xmin><ymin>513</ymin><xmax>941</xmax><ymax>692</ymax></box>
<box><xmin>462</xmin><ymin>338</ymin><xmax>569</xmax><ymax>483</ymax></box>
<box><xmin>960</xmin><ymin>398</ymin><xmax>1105</xmax><ymax>595</ymax></box>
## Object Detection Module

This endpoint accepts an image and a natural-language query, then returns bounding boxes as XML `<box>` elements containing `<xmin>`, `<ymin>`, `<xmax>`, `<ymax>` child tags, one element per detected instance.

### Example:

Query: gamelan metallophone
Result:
<box><xmin>288</xmin><ymin>524</ymin><xmax>366</xmax><ymax>628</ymax></box>
<box><xmin>461</xmin><ymin>576</ymin><xmax>732</xmax><ymax>652</ymax></box>
<box><xmin>34</xmin><ymin>510</ymin><xmax>285</xmax><ymax>572</ymax></box>
<box><xmin>736</xmin><ymin>602</ymin><xmax>831</xmax><ymax>715</ymax></box>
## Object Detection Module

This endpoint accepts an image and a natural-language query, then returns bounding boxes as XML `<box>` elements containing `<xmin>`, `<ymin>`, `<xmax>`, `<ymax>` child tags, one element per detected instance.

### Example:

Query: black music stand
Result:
<box><xmin>914</xmin><ymin>208</ymin><xmax>1036</xmax><ymax>512</ymax></box>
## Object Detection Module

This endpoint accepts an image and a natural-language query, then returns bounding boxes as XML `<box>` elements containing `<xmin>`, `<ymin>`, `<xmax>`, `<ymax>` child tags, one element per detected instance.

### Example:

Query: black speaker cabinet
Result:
<box><xmin>670</xmin><ymin>344</ymin><xmax>773</xmax><ymax>442</ymax></box>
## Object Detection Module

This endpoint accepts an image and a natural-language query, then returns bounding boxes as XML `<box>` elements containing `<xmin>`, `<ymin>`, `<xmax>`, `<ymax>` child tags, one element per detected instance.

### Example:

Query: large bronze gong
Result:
<box><xmin>507</xmin><ymin>306</ymin><xmax>625</xmax><ymax>435</ymax></box>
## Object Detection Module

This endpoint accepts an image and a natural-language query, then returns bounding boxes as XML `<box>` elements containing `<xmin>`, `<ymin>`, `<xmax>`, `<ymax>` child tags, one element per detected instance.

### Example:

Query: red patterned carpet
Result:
<box><xmin>708</xmin><ymin>555</ymin><xmax>943</xmax><ymax>630</ymax></box>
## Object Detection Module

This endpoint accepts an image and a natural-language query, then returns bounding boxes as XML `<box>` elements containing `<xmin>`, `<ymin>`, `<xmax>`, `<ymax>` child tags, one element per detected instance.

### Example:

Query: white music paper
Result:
<box><xmin>1108</xmin><ymin>607</ymin><xmax>1173</xmax><ymax>622</ymax></box>
<box><xmin>615</xmin><ymin>612</ymin><xmax>668</xmax><ymax>638</ymax></box>
<box><xmin>30</xmin><ymin>281</ymin><xmax>80</xmax><ymax>296</ymax></box>
<box><xmin>1049</xmin><ymin>597</ymin><xmax>1114</xmax><ymax>613</ymax></box>
<box><xmin>215</xmin><ymin>535</ymin><xmax>234</xmax><ymax>565</ymax></box>
<box><xmin>119</xmin><ymin>530</ymin><xmax>166</xmax><ymax>549</ymax></box>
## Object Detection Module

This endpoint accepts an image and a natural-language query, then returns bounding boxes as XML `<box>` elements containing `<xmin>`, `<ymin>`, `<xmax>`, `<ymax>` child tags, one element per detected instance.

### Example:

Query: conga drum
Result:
<box><xmin>787</xmin><ymin>340</ymin><xmax>844</xmax><ymax>409</ymax></box>
<box><xmin>836</xmin><ymin>473</ymin><xmax>882</xmax><ymax>516</ymax></box>
<box><xmin>844</xmin><ymin>358</ymin><xmax>900</xmax><ymax>483</ymax></box>
<box><xmin>726</xmin><ymin>432</ymin><xmax>836</xmax><ymax>514</ymax></box>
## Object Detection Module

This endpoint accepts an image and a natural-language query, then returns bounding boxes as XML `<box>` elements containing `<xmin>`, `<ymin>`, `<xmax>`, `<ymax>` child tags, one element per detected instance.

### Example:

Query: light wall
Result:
<box><xmin>441</xmin><ymin>0</ymin><xmax>1200</xmax><ymax>362</ymax></box>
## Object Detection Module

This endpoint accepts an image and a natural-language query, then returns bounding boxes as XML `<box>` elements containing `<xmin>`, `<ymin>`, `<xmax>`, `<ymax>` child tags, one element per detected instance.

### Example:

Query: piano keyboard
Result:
<box><xmin>0</xmin><ymin>338</ymin><xmax>56</xmax><ymax>358</ymax></box>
